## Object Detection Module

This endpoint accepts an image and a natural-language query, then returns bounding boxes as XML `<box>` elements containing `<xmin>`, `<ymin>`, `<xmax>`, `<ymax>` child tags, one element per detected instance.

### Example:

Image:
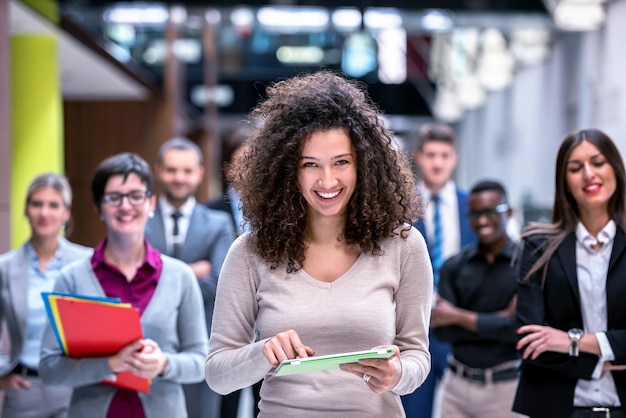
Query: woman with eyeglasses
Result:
<box><xmin>513</xmin><ymin>129</ymin><xmax>626</xmax><ymax>418</ymax></box>
<box><xmin>39</xmin><ymin>153</ymin><xmax>208</xmax><ymax>418</ymax></box>
<box><xmin>0</xmin><ymin>173</ymin><xmax>91</xmax><ymax>418</ymax></box>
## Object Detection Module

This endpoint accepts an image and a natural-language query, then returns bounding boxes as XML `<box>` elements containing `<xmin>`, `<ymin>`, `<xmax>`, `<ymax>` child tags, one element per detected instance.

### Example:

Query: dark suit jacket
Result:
<box><xmin>414</xmin><ymin>188</ymin><xmax>477</xmax><ymax>255</ymax></box>
<box><xmin>145</xmin><ymin>203</ymin><xmax>236</xmax><ymax>336</ymax></box>
<box><xmin>513</xmin><ymin>230</ymin><xmax>626</xmax><ymax>418</ymax></box>
<box><xmin>0</xmin><ymin>238</ymin><xmax>91</xmax><ymax>375</ymax></box>
<box><xmin>206</xmin><ymin>194</ymin><xmax>238</xmax><ymax>234</ymax></box>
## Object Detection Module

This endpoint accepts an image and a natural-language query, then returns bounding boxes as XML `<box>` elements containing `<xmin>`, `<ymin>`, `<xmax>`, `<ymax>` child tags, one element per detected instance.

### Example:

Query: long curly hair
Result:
<box><xmin>230</xmin><ymin>70</ymin><xmax>421</xmax><ymax>272</ymax></box>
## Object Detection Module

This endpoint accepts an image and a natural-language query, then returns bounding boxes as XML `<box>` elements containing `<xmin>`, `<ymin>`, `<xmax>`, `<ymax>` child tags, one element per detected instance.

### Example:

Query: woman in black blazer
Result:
<box><xmin>514</xmin><ymin>128</ymin><xmax>626</xmax><ymax>418</ymax></box>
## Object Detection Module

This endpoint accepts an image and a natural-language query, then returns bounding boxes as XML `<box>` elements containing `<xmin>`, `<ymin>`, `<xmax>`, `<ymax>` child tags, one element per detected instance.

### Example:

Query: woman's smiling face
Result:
<box><xmin>298</xmin><ymin>128</ymin><xmax>357</xmax><ymax>221</ymax></box>
<box><xmin>565</xmin><ymin>139</ymin><xmax>616</xmax><ymax>215</ymax></box>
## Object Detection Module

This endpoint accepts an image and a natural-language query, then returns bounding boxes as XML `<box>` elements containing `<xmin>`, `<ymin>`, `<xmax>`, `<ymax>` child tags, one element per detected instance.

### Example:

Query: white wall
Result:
<box><xmin>454</xmin><ymin>0</ymin><xmax>626</xmax><ymax>226</ymax></box>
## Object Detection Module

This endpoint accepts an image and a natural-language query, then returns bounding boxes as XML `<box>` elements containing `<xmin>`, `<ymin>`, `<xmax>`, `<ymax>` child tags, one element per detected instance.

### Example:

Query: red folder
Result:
<box><xmin>43</xmin><ymin>293</ymin><xmax>150</xmax><ymax>393</ymax></box>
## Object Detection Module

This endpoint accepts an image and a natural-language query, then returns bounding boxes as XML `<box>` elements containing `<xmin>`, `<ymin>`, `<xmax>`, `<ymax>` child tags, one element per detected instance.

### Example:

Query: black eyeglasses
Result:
<box><xmin>102</xmin><ymin>191</ymin><xmax>151</xmax><ymax>207</ymax></box>
<box><xmin>468</xmin><ymin>203</ymin><xmax>509</xmax><ymax>221</ymax></box>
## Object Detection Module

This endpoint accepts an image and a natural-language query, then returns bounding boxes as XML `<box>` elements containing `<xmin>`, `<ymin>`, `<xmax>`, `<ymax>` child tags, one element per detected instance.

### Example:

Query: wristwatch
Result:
<box><xmin>568</xmin><ymin>328</ymin><xmax>584</xmax><ymax>357</ymax></box>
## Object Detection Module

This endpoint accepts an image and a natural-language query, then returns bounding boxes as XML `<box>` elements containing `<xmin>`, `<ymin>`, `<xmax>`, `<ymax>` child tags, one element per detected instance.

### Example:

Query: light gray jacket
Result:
<box><xmin>39</xmin><ymin>255</ymin><xmax>208</xmax><ymax>418</ymax></box>
<box><xmin>0</xmin><ymin>237</ymin><xmax>91</xmax><ymax>376</ymax></box>
<box><xmin>145</xmin><ymin>203</ymin><xmax>235</xmax><ymax>338</ymax></box>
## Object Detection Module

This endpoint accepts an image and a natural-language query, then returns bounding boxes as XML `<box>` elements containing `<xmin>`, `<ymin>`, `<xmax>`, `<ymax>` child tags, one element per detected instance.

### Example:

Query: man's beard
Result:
<box><xmin>165</xmin><ymin>189</ymin><xmax>193</xmax><ymax>206</ymax></box>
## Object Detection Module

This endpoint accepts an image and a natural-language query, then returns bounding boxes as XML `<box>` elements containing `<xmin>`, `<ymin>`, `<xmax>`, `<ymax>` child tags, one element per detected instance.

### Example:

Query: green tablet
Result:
<box><xmin>274</xmin><ymin>348</ymin><xmax>395</xmax><ymax>376</ymax></box>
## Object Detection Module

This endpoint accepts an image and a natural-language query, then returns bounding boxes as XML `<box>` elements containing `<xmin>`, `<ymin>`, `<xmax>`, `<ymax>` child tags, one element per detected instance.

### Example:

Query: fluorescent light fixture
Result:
<box><xmin>258</xmin><ymin>7</ymin><xmax>329</xmax><ymax>33</ymax></box>
<box><xmin>276</xmin><ymin>46</ymin><xmax>324</xmax><ymax>64</ymax></box>
<box><xmin>332</xmin><ymin>8</ymin><xmax>362</xmax><ymax>31</ymax></box>
<box><xmin>364</xmin><ymin>8</ymin><xmax>403</xmax><ymax>30</ymax></box>
<box><xmin>104</xmin><ymin>4</ymin><xmax>169</xmax><ymax>26</ymax></box>
<box><xmin>552</xmin><ymin>2</ymin><xmax>605</xmax><ymax>31</ymax></box>
<box><xmin>142</xmin><ymin>38</ymin><xmax>202</xmax><ymax>64</ymax></box>
<box><xmin>191</xmin><ymin>85</ymin><xmax>235</xmax><ymax>107</ymax></box>
<box><xmin>421</xmin><ymin>9</ymin><xmax>453</xmax><ymax>33</ymax></box>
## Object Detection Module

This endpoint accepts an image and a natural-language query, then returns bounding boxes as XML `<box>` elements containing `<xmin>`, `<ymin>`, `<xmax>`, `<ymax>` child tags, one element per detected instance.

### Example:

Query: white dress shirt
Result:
<box><xmin>159</xmin><ymin>196</ymin><xmax>196</xmax><ymax>255</ymax></box>
<box><xmin>418</xmin><ymin>180</ymin><xmax>462</xmax><ymax>261</ymax></box>
<box><xmin>574</xmin><ymin>220</ymin><xmax>620</xmax><ymax>407</ymax></box>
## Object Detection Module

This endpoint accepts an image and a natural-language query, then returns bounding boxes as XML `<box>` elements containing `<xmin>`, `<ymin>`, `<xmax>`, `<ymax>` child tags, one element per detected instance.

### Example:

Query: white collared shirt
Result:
<box><xmin>574</xmin><ymin>220</ymin><xmax>620</xmax><ymax>407</ymax></box>
<box><xmin>159</xmin><ymin>196</ymin><xmax>196</xmax><ymax>255</ymax></box>
<box><xmin>418</xmin><ymin>180</ymin><xmax>461</xmax><ymax>261</ymax></box>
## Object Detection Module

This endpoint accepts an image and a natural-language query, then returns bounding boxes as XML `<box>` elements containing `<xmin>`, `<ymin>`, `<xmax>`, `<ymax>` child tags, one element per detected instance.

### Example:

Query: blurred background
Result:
<box><xmin>2</xmin><ymin>0</ymin><xmax>623</xmax><ymax>249</ymax></box>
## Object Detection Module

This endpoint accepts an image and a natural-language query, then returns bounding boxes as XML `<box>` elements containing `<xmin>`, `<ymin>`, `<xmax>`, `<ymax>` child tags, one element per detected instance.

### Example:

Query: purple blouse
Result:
<box><xmin>91</xmin><ymin>239</ymin><xmax>163</xmax><ymax>418</ymax></box>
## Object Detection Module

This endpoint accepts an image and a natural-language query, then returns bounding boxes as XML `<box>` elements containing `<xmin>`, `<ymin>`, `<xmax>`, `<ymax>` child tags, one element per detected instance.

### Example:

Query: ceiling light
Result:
<box><xmin>258</xmin><ymin>7</ymin><xmax>329</xmax><ymax>33</ymax></box>
<box><xmin>548</xmin><ymin>1</ymin><xmax>606</xmax><ymax>31</ymax></box>
<box><xmin>363</xmin><ymin>8</ymin><xmax>403</xmax><ymax>30</ymax></box>
<box><xmin>104</xmin><ymin>4</ymin><xmax>169</xmax><ymax>26</ymax></box>
<box><xmin>332</xmin><ymin>8</ymin><xmax>362</xmax><ymax>31</ymax></box>
<box><xmin>276</xmin><ymin>46</ymin><xmax>324</xmax><ymax>64</ymax></box>
<box><xmin>191</xmin><ymin>85</ymin><xmax>235</xmax><ymax>107</ymax></box>
<box><xmin>421</xmin><ymin>9</ymin><xmax>454</xmax><ymax>33</ymax></box>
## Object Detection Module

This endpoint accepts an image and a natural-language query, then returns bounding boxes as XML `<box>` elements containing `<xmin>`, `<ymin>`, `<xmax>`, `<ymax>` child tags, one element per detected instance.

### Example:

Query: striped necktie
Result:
<box><xmin>430</xmin><ymin>194</ymin><xmax>443</xmax><ymax>288</ymax></box>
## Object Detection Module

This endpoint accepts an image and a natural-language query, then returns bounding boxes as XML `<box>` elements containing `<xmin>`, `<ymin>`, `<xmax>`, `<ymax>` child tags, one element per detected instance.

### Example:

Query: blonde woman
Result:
<box><xmin>0</xmin><ymin>173</ymin><xmax>91</xmax><ymax>417</ymax></box>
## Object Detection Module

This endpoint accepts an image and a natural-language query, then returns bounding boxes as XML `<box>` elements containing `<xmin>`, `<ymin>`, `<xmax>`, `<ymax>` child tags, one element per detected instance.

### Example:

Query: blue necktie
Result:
<box><xmin>430</xmin><ymin>195</ymin><xmax>443</xmax><ymax>288</ymax></box>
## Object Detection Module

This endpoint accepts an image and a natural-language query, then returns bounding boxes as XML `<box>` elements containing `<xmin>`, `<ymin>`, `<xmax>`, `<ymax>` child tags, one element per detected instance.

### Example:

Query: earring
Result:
<box><xmin>148</xmin><ymin>211</ymin><xmax>154</xmax><ymax>218</ymax></box>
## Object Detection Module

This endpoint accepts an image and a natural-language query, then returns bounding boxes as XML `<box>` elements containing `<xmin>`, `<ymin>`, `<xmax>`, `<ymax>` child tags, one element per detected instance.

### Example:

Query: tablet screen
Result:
<box><xmin>274</xmin><ymin>348</ymin><xmax>394</xmax><ymax>376</ymax></box>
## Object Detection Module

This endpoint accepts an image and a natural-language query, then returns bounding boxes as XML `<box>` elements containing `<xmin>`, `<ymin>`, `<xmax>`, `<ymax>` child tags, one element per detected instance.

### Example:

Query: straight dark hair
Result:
<box><xmin>521</xmin><ymin>128</ymin><xmax>626</xmax><ymax>283</ymax></box>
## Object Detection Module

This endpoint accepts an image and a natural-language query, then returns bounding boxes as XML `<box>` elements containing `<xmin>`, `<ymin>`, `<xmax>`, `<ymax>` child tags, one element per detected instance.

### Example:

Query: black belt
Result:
<box><xmin>448</xmin><ymin>362</ymin><xmax>518</xmax><ymax>384</ymax></box>
<box><xmin>12</xmin><ymin>363</ymin><xmax>38</xmax><ymax>377</ymax></box>
<box><xmin>572</xmin><ymin>407</ymin><xmax>625</xmax><ymax>418</ymax></box>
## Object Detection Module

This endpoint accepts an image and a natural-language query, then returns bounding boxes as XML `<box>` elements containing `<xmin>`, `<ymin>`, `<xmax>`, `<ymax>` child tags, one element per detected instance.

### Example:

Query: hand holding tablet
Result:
<box><xmin>274</xmin><ymin>348</ymin><xmax>395</xmax><ymax>376</ymax></box>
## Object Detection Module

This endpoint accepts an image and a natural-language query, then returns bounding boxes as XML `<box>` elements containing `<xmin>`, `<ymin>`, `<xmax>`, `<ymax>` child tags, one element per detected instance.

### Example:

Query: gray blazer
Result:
<box><xmin>39</xmin><ymin>256</ymin><xmax>208</xmax><ymax>418</ymax></box>
<box><xmin>0</xmin><ymin>237</ymin><xmax>91</xmax><ymax>376</ymax></box>
<box><xmin>145</xmin><ymin>203</ymin><xmax>235</xmax><ymax>336</ymax></box>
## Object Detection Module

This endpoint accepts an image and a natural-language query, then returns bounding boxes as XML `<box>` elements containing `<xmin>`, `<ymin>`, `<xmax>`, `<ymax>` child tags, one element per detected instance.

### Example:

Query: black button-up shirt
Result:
<box><xmin>434</xmin><ymin>239</ymin><xmax>520</xmax><ymax>368</ymax></box>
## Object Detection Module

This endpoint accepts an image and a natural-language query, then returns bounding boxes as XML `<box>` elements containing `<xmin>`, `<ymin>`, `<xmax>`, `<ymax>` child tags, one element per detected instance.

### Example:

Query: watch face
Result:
<box><xmin>568</xmin><ymin>328</ymin><xmax>584</xmax><ymax>339</ymax></box>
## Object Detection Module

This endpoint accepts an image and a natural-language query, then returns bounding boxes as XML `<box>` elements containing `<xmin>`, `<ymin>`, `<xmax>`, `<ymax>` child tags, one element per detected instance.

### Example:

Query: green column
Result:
<box><xmin>10</xmin><ymin>35</ymin><xmax>63</xmax><ymax>248</ymax></box>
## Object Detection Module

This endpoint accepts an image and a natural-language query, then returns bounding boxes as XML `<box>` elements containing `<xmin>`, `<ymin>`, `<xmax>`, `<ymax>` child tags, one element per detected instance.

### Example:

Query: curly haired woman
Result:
<box><xmin>205</xmin><ymin>70</ymin><xmax>433</xmax><ymax>417</ymax></box>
